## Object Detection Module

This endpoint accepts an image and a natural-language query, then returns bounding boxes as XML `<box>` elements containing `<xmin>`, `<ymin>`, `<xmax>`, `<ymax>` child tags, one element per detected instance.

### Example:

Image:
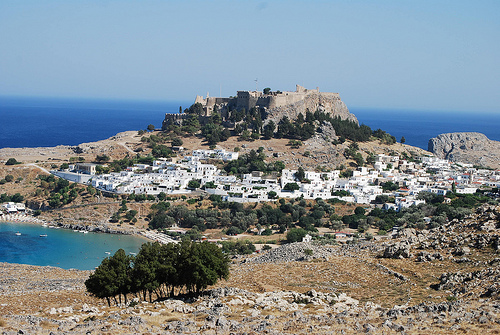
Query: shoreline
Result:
<box><xmin>0</xmin><ymin>212</ymin><xmax>153</xmax><ymax>241</ymax></box>
<box><xmin>0</xmin><ymin>217</ymin><xmax>152</xmax><ymax>271</ymax></box>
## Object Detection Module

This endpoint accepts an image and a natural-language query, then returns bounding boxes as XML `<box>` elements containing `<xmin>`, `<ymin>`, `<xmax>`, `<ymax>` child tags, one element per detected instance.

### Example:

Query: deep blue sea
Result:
<box><xmin>0</xmin><ymin>222</ymin><xmax>146</xmax><ymax>270</ymax></box>
<box><xmin>0</xmin><ymin>96</ymin><xmax>190</xmax><ymax>149</ymax></box>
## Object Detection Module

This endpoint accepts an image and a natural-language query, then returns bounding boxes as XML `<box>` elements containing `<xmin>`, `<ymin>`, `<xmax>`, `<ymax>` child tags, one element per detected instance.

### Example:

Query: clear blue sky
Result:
<box><xmin>1</xmin><ymin>0</ymin><xmax>498</xmax><ymax>112</ymax></box>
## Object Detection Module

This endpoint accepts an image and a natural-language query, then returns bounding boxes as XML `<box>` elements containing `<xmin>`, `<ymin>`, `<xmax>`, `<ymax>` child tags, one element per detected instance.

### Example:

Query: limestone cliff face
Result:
<box><xmin>428</xmin><ymin>132</ymin><xmax>500</xmax><ymax>169</ymax></box>
<box><xmin>265</xmin><ymin>92</ymin><xmax>358</xmax><ymax>125</ymax></box>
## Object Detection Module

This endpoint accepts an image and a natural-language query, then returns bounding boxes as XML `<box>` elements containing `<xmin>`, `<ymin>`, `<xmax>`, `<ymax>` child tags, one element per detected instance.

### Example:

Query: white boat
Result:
<box><xmin>39</xmin><ymin>234</ymin><xmax>47</xmax><ymax>237</ymax></box>
<box><xmin>105</xmin><ymin>251</ymin><xmax>111</xmax><ymax>255</ymax></box>
<box><xmin>15</xmin><ymin>232</ymin><xmax>21</xmax><ymax>236</ymax></box>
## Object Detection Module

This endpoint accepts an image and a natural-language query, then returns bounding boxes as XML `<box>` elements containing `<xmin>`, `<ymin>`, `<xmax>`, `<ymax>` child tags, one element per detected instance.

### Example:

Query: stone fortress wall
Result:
<box><xmin>195</xmin><ymin>84</ymin><xmax>343</xmax><ymax>117</ymax></box>
<box><xmin>164</xmin><ymin>84</ymin><xmax>357</xmax><ymax>129</ymax></box>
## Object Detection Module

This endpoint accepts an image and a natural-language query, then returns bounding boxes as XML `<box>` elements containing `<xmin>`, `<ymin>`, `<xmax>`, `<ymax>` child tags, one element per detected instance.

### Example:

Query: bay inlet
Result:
<box><xmin>0</xmin><ymin>222</ymin><xmax>146</xmax><ymax>270</ymax></box>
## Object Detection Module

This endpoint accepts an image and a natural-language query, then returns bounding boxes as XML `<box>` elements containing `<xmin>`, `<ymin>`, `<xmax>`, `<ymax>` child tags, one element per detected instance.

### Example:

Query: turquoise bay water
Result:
<box><xmin>0</xmin><ymin>222</ymin><xmax>146</xmax><ymax>270</ymax></box>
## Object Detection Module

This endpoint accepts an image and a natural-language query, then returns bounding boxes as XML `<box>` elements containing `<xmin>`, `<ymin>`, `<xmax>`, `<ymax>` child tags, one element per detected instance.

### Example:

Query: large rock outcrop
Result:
<box><xmin>265</xmin><ymin>91</ymin><xmax>358</xmax><ymax>125</ymax></box>
<box><xmin>428</xmin><ymin>132</ymin><xmax>500</xmax><ymax>169</ymax></box>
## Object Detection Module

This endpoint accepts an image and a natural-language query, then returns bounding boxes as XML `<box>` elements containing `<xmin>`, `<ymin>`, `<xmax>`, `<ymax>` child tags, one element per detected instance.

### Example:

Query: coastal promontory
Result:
<box><xmin>428</xmin><ymin>132</ymin><xmax>500</xmax><ymax>169</ymax></box>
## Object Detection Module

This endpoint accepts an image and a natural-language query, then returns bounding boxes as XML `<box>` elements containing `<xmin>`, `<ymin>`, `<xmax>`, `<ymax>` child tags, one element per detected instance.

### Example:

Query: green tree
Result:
<box><xmin>151</xmin><ymin>144</ymin><xmax>173</xmax><ymax>158</ymax></box>
<box><xmin>187</xmin><ymin>179</ymin><xmax>201</xmax><ymax>189</ymax></box>
<box><xmin>240</xmin><ymin>130</ymin><xmax>251</xmax><ymax>141</ymax></box>
<box><xmin>5</xmin><ymin>158</ymin><xmax>18</xmax><ymax>165</ymax></box>
<box><xmin>294</xmin><ymin>167</ymin><xmax>305</xmax><ymax>182</ymax></box>
<box><xmin>203</xmin><ymin>181</ymin><xmax>216</xmax><ymax>189</ymax></box>
<box><xmin>11</xmin><ymin>193</ymin><xmax>24</xmax><ymax>203</ymax></box>
<box><xmin>354</xmin><ymin>152</ymin><xmax>364</xmax><ymax>167</ymax></box>
<box><xmin>283</xmin><ymin>183</ymin><xmax>300</xmax><ymax>191</ymax></box>
<box><xmin>220</xmin><ymin>240</ymin><xmax>255</xmax><ymax>255</ymax></box>
<box><xmin>382</xmin><ymin>181</ymin><xmax>399</xmax><ymax>192</ymax></box>
<box><xmin>95</xmin><ymin>154</ymin><xmax>110</xmax><ymax>163</ymax></box>
<box><xmin>85</xmin><ymin>249</ymin><xmax>133</xmax><ymax>306</ymax></box>
<box><xmin>4</xmin><ymin>175</ymin><xmax>14</xmax><ymax>183</ymax></box>
<box><xmin>110</xmin><ymin>212</ymin><xmax>120</xmax><ymax>223</ymax></box>
<box><xmin>130</xmin><ymin>242</ymin><xmax>163</xmax><ymax>301</ymax></box>
<box><xmin>85</xmin><ymin>257</ymin><xmax>119</xmax><ymax>306</ymax></box>
<box><xmin>354</xmin><ymin>206</ymin><xmax>366</xmax><ymax>216</ymax></box>
<box><xmin>147</xmin><ymin>124</ymin><xmax>155</xmax><ymax>131</ymax></box>
<box><xmin>365</xmin><ymin>152</ymin><xmax>376</xmax><ymax>165</ymax></box>
<box><xmin>268</xmin><ymin>191</ymin><xmax>277</xmax><ymax>199</ymax></box>
<box><xmin>171</xmin><ymin>138</ymin><xmax>183</xmax><ymax>146</ymax></box>
<box><xmin>263</xmin><ymin>87</ymin><xmax>271</xmax><ymax>94</ymax></box>
<box><xmin>263</xmin><ymin>121</ymin><xmax>276</xmax><ymax>140</ymax></box>
<box><xmin>181</xmin><ymin>114</ymin><xmax>201</xmax><ymax>133</ymax></box>
<box><xmin>188</xmin><ymin>241</ymin><xmax>230</xmax><ymax>293</ymax></box>
<box><xmin>400</xmin><ymin>136</ymin><xmax>406</xmax><ymax>144</ymax></box>
<box><xmin>125</xmin><ymin>210</ymin><xmax>138</xmax><ymax>221</ymax></box>
<box><xmin>286</xmin><ymin>228</ymin><xmax>307</xmax><ymax>243</ymax></box>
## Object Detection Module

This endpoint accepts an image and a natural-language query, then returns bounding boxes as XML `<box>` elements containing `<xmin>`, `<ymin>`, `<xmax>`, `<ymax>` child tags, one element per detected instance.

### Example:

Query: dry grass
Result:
<box><xmin>40</xmin><ymin>320</ymin><xmax>56</xmax><ymax>329</ymax></box>
<box><xmin>215</xmin><ymin>244</ymin><xmax>500</xmax><ymax>309</ymax></box>
<box><xmin>143</xmin><ymin>313</ymin><xmax>182</xmax><ymax>327</ymax></box>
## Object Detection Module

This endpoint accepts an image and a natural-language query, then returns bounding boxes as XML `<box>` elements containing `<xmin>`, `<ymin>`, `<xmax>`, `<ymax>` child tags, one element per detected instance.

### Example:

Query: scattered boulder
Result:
<box><xmin>383</xmin><ymin>242</ymin><xmax>412</xmax><ymax>259</ymax></box>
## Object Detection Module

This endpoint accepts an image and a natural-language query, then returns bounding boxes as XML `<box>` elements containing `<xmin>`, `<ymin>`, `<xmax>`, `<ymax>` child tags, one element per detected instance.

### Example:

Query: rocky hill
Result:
<box><xmin>428</xmin><ymin>132</ymin><xmax>500</xmax><ymax>169</ymax></box>
<box><xmin>265</xmin><ymin>91</ymin><xmax>358</xmax><ymax>125</ymax></box>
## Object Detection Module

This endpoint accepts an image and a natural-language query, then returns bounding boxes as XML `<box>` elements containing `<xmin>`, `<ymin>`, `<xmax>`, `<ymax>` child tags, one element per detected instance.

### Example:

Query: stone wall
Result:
<box><xmin>162</xmin><ymin>113</ymin><xmax>187</xmax><ymax>130</ymax></box>
<box><xmin>189</xmin><ymin>85</ymin><xmax>357</xmax><ymax>125</ymax></box>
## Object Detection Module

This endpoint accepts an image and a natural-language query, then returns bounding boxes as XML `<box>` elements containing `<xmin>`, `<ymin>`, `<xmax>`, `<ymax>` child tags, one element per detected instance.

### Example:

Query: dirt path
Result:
<box><xmin>26</xmin><ymin>163</ymin><xmax>51</xmax><ymax>174</ymax></box>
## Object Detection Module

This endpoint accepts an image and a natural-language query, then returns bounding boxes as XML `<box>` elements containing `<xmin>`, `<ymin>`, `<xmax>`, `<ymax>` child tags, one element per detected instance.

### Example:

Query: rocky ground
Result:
<box><xmin>0</xmin><ymin>131</ymin><xmax>142</xmax><ymax>165</ymax></box>
<box><xmin>1</xmin><ymin>204</ymin><xmax>500</xmax><ymax>334</ymax></box>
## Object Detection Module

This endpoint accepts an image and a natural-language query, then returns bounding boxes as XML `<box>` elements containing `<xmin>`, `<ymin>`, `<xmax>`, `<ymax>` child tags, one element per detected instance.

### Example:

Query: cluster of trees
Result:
<box><xmin>223</xmin><ymin>149</ymin><xmax>285</xmax><ymax>175</ymax></box>
<box><xmin>0</xmin><ymin>174</ymin><xmax>17</xmax><ymax>185</ymax></box>
<box><xmin>275</xmin><ymin>115</ymin><xmax>316</xmax><ymax>140</ymax></box>
<box><xmin>148</xmin><ymin>202</ymin><xmax>255</xmax><ymax>233</ymax></box>
<box><xmin>0</xmin><ymin>192</ymin><xmax>24</xmax><ymax>203</ymax></box>
<box><xmin>148</xmin><ymin>197</ymin><xmax>337</xmax><ymax>236</ymax></box>
<box><xmin>201</xmin><ymin>120</ymin><xmax>231</xmax><ymax>146</ymax></box>
<box><xmin>373</xmin><ymin>129</ymin><xmax>397</xmax><ymax>145</ymax></box>
<box><xmin>160</xmin><ymin>102</ymin><xmax>404</xmax><ymax>150</ymax></box>
<box><xmin>343</xmin><ymin>142</ymin><xmax>365</xmax><ymax>167</ymax></box>
<box><xmin>220</xmin><ymin>240</ymin><xmax>256</xmax><ymax>255</ymax></box>
<box><xmin>230</xmin><ymin>106</ymin><xmax>266</xmax><ymax>135</ymax></box>
<box><xmin>148</xmin><ymin>188</ymin><xmax>495</xmax><ymax>241</ymax></box>
<box><xmin>110</xmin><ymin>200</ymin><xmax>138</xmax><ymax>224</ymax></box>
<box><xmin>343</xmin><ymin>191</ymin><xmax>494</xmax><ymax>233</ymax></box>
<box><xmin>85</xmin><ymin>240</ymin><xmax>229</xmax><ymax>305</ymax></box>
<box><xmin>139</xmin><ymin>132</ymin><xmax>188</xmax><ymax>158</ymax></box>
<box><xmin>37</xmin><ymin>174</ymin><xmax>80</xmax><ymax>208</ymax></box>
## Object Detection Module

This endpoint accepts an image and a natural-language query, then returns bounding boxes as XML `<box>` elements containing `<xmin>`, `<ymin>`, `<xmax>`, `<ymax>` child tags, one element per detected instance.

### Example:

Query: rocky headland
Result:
<box><xmin>428</xmin><ymin>132</ymin><xmax>500</xmax><ymax>169</ymax></box>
